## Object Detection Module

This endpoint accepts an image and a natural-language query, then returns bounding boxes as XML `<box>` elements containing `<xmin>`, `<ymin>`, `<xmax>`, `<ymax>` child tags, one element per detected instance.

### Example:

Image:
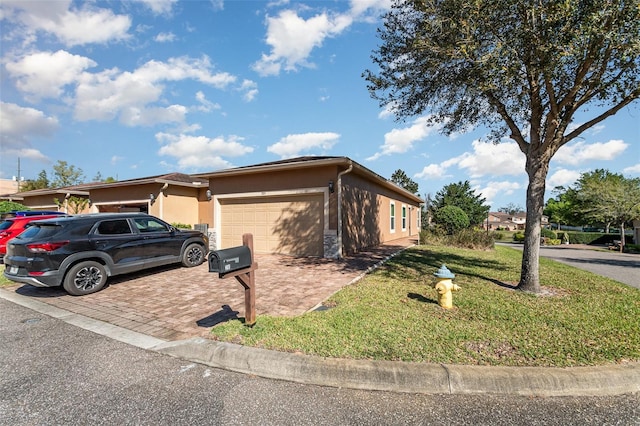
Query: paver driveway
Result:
<box><xmin>4</xmin><ymin>238</ymin><xmax>415</xmax><ymax>341</ymax></box>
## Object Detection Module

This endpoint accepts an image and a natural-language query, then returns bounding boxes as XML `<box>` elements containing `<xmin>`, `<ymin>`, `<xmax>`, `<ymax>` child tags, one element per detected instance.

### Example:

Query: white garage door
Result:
<box><xmin>220</xmin><ymin>194</ymin><xmax>324</xmax><ymax>256</ymax></box>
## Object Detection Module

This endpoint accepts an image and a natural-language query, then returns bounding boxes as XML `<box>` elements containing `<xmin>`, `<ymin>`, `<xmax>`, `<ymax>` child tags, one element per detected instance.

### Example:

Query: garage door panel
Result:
<box><xmin>220</xmin><ymin>194</ymin><xmax>323</xmax><ymax>256</ymax></box>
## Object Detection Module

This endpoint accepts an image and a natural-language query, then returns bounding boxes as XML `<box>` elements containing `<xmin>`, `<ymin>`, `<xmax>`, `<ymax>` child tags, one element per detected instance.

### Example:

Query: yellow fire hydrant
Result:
<box><xmin>432</xmin><ymin>264</ymin><xmax>460</xmax><ymax>310</ymax></box>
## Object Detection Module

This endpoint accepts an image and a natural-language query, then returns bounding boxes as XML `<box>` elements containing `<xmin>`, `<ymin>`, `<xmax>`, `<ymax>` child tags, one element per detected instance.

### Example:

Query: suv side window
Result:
<box><xmin>97</xmin><ymin>219</ymin><xmax>133</xmax><ymax>235</ymax></box>
<box><xmin>133</xmin><ymin>217</ymin><xmax>169</xmax><ymax>233</ymax></box>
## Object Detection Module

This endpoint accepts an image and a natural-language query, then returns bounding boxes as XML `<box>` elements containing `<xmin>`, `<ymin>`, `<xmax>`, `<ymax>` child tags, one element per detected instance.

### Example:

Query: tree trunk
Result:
<box><xmin>517</xmin><ymin>158</ymin><xmax>549</xmax><ymax>293</ymax></box>
<box><xmin>620</xmin><ymin>223</ymin><xmax>626</xmax><ymax>253</ymax></box>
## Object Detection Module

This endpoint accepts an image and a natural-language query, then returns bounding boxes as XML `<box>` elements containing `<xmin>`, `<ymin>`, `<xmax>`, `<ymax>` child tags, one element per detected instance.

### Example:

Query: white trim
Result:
<box><xmin>214</xmin><ymin>187</ymin><xmax>330</xmax><ymax>250</ymax></box>
<box><xmin>401</xmin><ymin>204</ymin><xmax>407</xmax><ymax>232</ymax></box>
<box><xmin>390</xmin><ymin>201</ymin><xmax>396</xmax><ymax>233</ymax></box>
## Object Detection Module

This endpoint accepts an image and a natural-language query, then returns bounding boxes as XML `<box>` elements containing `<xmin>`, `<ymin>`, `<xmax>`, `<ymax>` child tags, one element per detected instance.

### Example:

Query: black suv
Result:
<box><xmin>3</xmin><ymin>213</ymin><xmax>209</xmax><ymax>296</ymax></box>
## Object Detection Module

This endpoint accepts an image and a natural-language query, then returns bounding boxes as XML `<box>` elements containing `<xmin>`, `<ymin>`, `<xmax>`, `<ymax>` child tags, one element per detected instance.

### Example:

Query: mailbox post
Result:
<box><xmin>208</xmin><ymin>233</ymin><xmax>258</xmax><ymax>326</ymax></box>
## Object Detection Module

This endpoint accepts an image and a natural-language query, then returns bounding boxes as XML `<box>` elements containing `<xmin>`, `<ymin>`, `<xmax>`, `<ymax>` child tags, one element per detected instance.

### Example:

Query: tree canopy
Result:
<box><xmin>430</xmin><ymin>181</ymin><xmax>489</xmax><ymax>227</ymax></box>
<box><xmin>51</xmin><ymin>160</ymin><xmax>85</xmax><ymax>188</ymax></box>
<box><xmin>573</xmin><ymin>170</ymin><xmax>640</xmax><ymax>247</ymax></box>
<box><xmin>365</xmin><ymin>0</ymin><xmax>640</xmax><ymax>292</ymax></box>
<box><xmin>390</xmin><ymin>169</ymin><xmax>420</xmax><ymax>194</ymax></box>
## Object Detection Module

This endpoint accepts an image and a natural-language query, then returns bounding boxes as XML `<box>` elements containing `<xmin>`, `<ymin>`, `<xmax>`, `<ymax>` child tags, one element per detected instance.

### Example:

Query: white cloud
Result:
<box><xmin>414</xmin><ymin>164</ymin><xmax>448</xmax><ymax>180</ymax></box>
<box><xmin>456</xmin><ymin>140</ymin><xmax>525</xmax><ymax>178</ymax></box>
<box><xmin>0</xmin><ymin>102</ymin><xmax>58</xmax><ymax>163</ymax></box>
<box><xmin>267</xmin><ymin>132</ymin><xmax>340</xmax><ymax>158</ymax></box>
<box><xmin>5</xmin><ymin>50</ymin><xmax>96</xmax><ymax>100</ymax></box>
<box><xmin>156</xmin><ymin>132</ymin><xmax>254</xmax><ymax>170</ymax></box>
<box><xmin>367</xmin><ymin>116</ymin><xmax>439</xmax><ymax>161</ymax></box>
<box><xmin>138</xmin><ymin>0</ymin><xmax>179</xmax><ymax>15</ymax></box>
<box><xmin>239</xmin><ymin>80</ymin><xmax>259</xmax><ymax>102</ymax></box>
<box><xmin>547</xmin><ymin>168</ymin><xmax>582</xmax><ymax>188</ymax></box>
<box><xmin>252</xmin><ymin>9</ymin><xmax>352</xmax><ymax>76</ymax></box>
<box><xmin>0</xmin><ymin>102</ymin><xmax>59</xmax><ymax>147</ymax></box>
<box><xmin>415</xmin><ymin>140</ymin><xmax>525</xmax><ymax>181</ymax></box>
<box><xmin>74</xmin><ymin>56</ymin><xmax>235</xmax><ymax>125</ymax></box>
<box><xmin>623</xmin><ymin>164</ymin><xmax>640</xmax><ymax>174</ymax></box>
<box><xmin>1</xmin><ymin>1</ymin><xmax>132</xmax><ymax>47</ymax></box>
<box><xmin>414</xmin><ymin>157</ymin><xmax>460</xmax><ymax>180</ymax></box>
<box><xmin>554</xmin><ymin>139</ymin><xmax>628</xmax><ymax>165</ymax></box>
<box><xmin>349</xmin><ymin>0</ymin><xmax>391</xmax><ymax>18</ymax></box>
<box><xmin>154</xmin><ymin>32</ymin><xmax>176</xmax><ymax>42</ymax></box>
<box><xmin>477</xmin><ymin>181</ymin><xmax>522</xmax><ymax>205</ymax></box>
<box><xmin>193</xmin><ymin>91</ymin><xmax>221</xmax><ymax>113</ymax></box>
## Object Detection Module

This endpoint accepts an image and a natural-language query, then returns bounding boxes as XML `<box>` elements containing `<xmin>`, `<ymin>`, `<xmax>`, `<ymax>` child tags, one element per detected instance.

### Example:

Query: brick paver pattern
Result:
<box><xmin>6</xmin><ymin>238</ymin><xmax>415</xmax><ymax>341</ymax></box>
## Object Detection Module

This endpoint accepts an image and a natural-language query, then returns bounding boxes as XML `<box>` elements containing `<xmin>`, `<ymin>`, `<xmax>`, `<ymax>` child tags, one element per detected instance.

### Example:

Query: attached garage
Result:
<box><xmin>218</xmin><ymin>192</ymin><xmax>326</xmax><ymax>257</ymax></box>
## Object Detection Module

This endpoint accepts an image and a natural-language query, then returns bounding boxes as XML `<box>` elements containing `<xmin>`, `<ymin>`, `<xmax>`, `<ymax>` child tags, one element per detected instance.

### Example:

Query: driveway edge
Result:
<box><xmin>153</xmin><ymin>337</ymin><xmax>640</xmax><ymax>397</ymax></box>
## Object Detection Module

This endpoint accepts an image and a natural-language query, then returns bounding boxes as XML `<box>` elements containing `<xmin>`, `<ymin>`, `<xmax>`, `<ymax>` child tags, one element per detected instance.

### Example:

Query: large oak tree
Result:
<box><xmin>365</xmin><ymin>0</ymin><xmax>640</xmax><ymax>292</ymax></box>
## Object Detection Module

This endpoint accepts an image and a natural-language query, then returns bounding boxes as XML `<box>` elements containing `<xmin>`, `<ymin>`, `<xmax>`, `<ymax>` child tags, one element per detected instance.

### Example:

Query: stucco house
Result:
<box><xmin>4</xmin><ymin>157</ymin><xmax>422</xmax><ymax>258</ymax></box>
<box><xmin>485</xmin><ymin>211</ymin><xmax>548</xmax><ymax>231</ymax></box>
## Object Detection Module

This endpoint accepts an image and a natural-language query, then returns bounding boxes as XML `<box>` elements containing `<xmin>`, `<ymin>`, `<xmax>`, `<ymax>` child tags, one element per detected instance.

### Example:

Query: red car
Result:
<box><xmin>0</xmin><ymin>214</ymin><xmax>67</xmax><ymax>263</ymax></box>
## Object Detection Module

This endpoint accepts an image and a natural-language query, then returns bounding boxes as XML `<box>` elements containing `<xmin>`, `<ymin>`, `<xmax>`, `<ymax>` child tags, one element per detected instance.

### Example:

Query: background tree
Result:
<box><xmin>572</xmin><ymin>170</ymin><xmax>640</xmax><ymax>249</ymax></box>
<box><xmin>432</xmin><ymin>205</ymin><xmax>470</xmax><ymax>234</ymax></box>
<box><xmin>365</xmin><ymin>0</ymin><xmax>640</xmax><ymax>293</ymax></box>
<box><xmin>498</xmin><ymin>203</ymin><xmax>525</xmax><ymax>215</ymax></box>
<box><xmin>51</xmin><ymin>160</ymin><xmax>85</xmax><ymax>188</ymax></box>
<box><xmin>54</xmin><ymin>196</ymin><xmax>89</xmax><ymax>214</ymax></box>
<box><xmin>543</xmin><ymin>188</ymin><xmax>577</xmax><ymax>231</ymax></box>
<box><xmin>93</xmin><ymin>172</ymin><xmax>117</xmax><ymax>183</ymax></box>
<box><xmin>390</xmin><ymin>169</ymin><xmax>419</xmax><ymax>194</ymax></box>
<box><xmin>429</xmin><ymin>181</ymin><xmax>489</xmax><ymax>227</ymax></box>
<box><xmin>20</xmin><ymin>170</ymin><xmax>50</xmax><ymax>192</ymax></box>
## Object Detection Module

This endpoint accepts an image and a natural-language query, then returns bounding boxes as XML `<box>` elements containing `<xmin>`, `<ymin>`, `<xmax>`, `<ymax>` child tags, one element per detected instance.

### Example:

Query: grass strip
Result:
<box><xmin>210</xmin><ymin>245</ymin><xmax>640</xmax><ymax>367</ymax></box>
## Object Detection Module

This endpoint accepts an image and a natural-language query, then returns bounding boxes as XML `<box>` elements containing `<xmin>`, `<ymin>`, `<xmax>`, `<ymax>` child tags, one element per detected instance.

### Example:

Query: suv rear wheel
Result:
<box><xmin>63</xmin><ymin>261</ymin><xmax>107</xmax><ymax>296</ymax></box>
<box><xmin>182</xmin><ymin>243</ymin><xmax>205</xmax><ymax>267</ymax></box>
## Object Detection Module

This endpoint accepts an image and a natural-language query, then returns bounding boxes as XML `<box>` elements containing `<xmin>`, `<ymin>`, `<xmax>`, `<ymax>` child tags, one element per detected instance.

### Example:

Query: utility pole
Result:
<box><xmin>13</xmin><ymin>158</ymin><xmax>22</xmax><ymax>192</ymax></box>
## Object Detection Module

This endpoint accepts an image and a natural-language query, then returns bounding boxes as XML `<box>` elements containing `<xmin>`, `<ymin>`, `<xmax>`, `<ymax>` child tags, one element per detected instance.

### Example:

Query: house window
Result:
<box><xmin>390</xmin><ymin>202</ymin><xmax>396</xmax><ymax>232</ymax></box>
<box><xmin>402</xmin><ymin>205</ymin><xmax>407</xmax><ymax>231</ymax></box>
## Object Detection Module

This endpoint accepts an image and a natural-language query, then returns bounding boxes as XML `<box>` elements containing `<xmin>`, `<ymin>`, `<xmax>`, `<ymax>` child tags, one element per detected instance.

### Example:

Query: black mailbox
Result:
<box><xmin>208</xmin><ymin>246</ymin><xmax>252</xmax><ymax>276</ymax></box>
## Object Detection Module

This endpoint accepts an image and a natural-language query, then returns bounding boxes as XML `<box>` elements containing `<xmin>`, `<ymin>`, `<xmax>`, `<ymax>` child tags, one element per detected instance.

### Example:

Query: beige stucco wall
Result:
<box><xmin>208</xmin><ymin>165</ymin><xmax>339</xmax><ymax>230</ymax></box>
<box><xmin>341</xmin><ymin>172</ymin><xmax>420</xmax><ymax>255</ymax></box>
<box><xmin>160</xmin><ymin>186</ymin><xmax>200</xmax><ymax>226</ymax></box>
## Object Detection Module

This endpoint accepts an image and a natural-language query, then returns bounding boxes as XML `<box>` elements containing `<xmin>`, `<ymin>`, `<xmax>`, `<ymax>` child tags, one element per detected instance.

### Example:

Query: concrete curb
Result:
<box><xmin>3</xmin><ymin>288</ymin><xmax>639</xmax><ymax>397</ymax></box>
<box><xmin>154</xmin><ymin>337</ymin><xmax>640</xmax><ymax>397</ymax></box>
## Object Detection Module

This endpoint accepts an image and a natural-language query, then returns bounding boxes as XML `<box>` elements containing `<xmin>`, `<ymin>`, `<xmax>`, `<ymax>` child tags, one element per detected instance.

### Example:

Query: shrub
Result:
<box><xmin>449</xmin><ymin>228</ymin><xmax>494</xmax><ymax>250</ymax></box>
<box><xmin>432</xmin><ymin>205</ymin><xmax>470</xmax><ymax>235</ymax></box>
<box><xmin>171</xmin><ymin>222</ymin><xmax>192</xmax><ymax>229</ymax></box>
<box><xmin>513</xmin><ymin>231</ymin><xmax>525</xmax><ymax>242</ymax></box>
<box><xmin>0</xmin><ymin>201</ymin><xmax>30</xmax><ymax>217</ymax></box>
<box><xmin>420</xmin><ymin>227</ymin><xmax>493</xmax><ymax>250</ymax></box>
<box><xmin>546</xmin><ymin>238</ymin><xmax>562</xmax><ymax>245</ymax></box>
<box><xmin>625</xmin><ymin>244</ymin><xmax>640</xmax><ymax>254</ymax></box>
<box><xmin>540</xmin><ymin>228</ymin><xmax>556</xmax><ymax>239</ymax></box>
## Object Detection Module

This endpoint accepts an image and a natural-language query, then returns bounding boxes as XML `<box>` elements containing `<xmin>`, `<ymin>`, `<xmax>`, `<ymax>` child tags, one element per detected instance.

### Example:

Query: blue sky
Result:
<box><xmin>1</xmin><ymin>0</ymin><xmax>638</xmax><ymax>209</ymax></box>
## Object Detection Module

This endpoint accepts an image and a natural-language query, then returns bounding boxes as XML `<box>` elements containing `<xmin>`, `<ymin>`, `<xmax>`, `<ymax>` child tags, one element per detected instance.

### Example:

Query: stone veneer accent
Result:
<box><xmin>323</xmin><ymin>230</ymin><xmax>339</xmax><ymax>258</ymax></box>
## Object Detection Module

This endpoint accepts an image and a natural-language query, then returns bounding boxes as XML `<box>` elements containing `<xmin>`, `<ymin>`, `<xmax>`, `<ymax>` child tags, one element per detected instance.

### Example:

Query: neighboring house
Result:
<box><xmin>0</xmin><ymin>178</ymin><xmax>20</xmax><ymax>195</ymax></box>
<box><xmin>485</xmin><ymin>212</ymin><xmax>548</xmax><ymax>231</ymax></box>
<box><xmin>3</xmin><ymin>157</ymin><xmax>422</xmax><ymax>258</ymax></box>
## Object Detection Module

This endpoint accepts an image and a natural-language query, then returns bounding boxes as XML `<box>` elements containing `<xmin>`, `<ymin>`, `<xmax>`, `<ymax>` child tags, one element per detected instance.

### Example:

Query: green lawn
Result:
<box><xmin>0</xmin><ymin>273</ymin><xmax>12</xmax><ymax>287</ymax></box>
<box><xmin>210</xmin><ymin>245</ymin><xmax>640</xmax><ymax>367</ymax></box>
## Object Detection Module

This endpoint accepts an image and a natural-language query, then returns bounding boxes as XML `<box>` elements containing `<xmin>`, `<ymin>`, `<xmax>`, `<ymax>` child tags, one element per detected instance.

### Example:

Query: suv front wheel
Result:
<box><xmin>182</xmin><ymin>243</ymin><xmax>206</xmax><ymax>267</ymax></box>
<box><xmin>63</xmin><ymin>261</ymin><xmax>107</xmax><ymax>296</ymax></box>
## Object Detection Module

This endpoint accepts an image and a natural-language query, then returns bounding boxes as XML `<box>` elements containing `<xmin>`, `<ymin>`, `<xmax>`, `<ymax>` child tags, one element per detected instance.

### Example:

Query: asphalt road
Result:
<box><xmin>1</xmin><ymin>298</ymin><xmax>638</xmax><ymax>425</ymax></box>
<box><xmin>502</xmin><ymin>243</ymin><xmax>640</xmax><ymax>289</ymax></box>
